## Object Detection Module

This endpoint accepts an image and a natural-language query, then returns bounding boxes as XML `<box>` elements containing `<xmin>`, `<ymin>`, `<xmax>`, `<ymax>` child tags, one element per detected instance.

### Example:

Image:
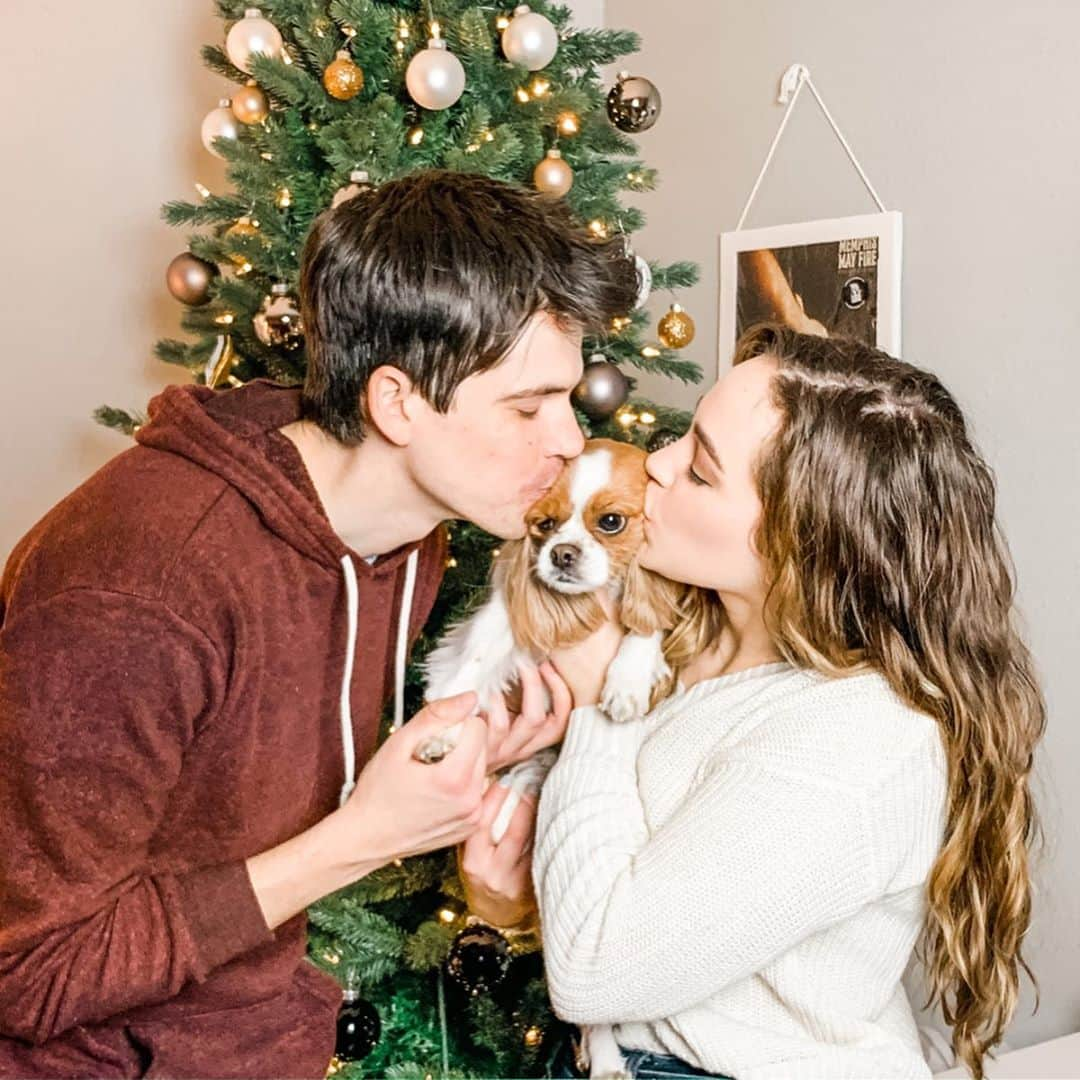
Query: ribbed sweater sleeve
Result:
<box><xmin>0</xmin><ymin>589</ymin><xmax>274</xmax><ymax>1044</ymax></box>
<box><xmin>533</xmin><ymin>703</ymin><xmax>875</xmax><ymax>1025</ymax></box>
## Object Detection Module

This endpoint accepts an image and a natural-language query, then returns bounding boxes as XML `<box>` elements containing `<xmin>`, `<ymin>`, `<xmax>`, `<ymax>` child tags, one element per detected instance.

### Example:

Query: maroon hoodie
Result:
<box><xmin>0</xmin><ymin>379</ymin><xmax>448</xmax><ymax>1078</ymax></box>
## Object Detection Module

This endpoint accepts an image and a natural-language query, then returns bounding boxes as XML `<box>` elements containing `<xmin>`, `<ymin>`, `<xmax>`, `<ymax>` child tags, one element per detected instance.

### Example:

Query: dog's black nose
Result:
<box><xmin>550</xmin><ymin>543</ymin><xmax>580</xmax><ymax>570</ymax></box>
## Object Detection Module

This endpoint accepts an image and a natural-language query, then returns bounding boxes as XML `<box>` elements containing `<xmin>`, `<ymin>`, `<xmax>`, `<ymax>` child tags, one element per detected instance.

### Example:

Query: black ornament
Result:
<box><xmin>606</xmin><ymin>72</ymin><xmax>662</xmax><ymax>133</ymax></box>
<box><xmin>335</xmin><ymin>990</ymin><xmax>380</xmax><ymax>1061</ymax></box>
<box><xmin>646</xmin><ymin>427</ymin><xmax>680</xmax><ymax>452</ymax></box>
<box><xmin>572</xmin><ymin>356</ymin><xmax>630</xmax><ymax>420</ymax></box>
<box><xmin>445</xmin><ymin>925</ymin><xmax>511</xmax><ymax>995</ymax></box>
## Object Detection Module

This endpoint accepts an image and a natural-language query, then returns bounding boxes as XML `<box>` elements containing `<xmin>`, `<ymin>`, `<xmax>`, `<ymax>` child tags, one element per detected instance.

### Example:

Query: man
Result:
<box><xmin>0</xmin><ymin>170</ymin><xmax>638</xmax><ymax>1077</ymax></box>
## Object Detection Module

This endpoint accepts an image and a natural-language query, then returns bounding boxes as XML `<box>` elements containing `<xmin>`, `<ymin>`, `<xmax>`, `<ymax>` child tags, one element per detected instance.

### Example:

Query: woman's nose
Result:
<box><xmin>645</xmin><ymin>442</ymin><xmax>676</xmax><ymax>486</ymax></box>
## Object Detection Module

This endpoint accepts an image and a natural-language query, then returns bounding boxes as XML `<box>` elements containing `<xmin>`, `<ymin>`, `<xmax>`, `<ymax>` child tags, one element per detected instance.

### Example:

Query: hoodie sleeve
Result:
<box><xmin>0</xmin><ymin>588</ymin><xmax>274</xmax><ymax>1045</ymax></box>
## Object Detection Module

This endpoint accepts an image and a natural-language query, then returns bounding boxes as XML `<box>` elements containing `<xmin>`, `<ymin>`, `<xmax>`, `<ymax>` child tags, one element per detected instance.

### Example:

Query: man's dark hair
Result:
<box><xmin>297</xmin><ymin>169</ymin><xmax>640</xmax><ymax>444</ymax></box>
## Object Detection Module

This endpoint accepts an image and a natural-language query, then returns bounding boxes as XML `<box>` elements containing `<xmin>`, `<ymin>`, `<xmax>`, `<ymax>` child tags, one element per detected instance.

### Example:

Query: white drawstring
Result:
<box><xmin>394</xmin><ymin>549</ymin><xmax>420</xmax><ymax>734</ymax></box>
<box><xmin>337</xmin><ymin>548</ymin><xmax>420</xmax><ymax>808</ymax></box>
<box><xmin>338</xmin><ymin>554</ymin><xmax>360</xmax><ymax>808</ymax></box>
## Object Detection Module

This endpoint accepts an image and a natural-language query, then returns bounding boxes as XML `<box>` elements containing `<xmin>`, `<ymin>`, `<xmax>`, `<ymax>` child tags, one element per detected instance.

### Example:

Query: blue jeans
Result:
<box><xmin>548</xmin><ymin>1030</ymin><xmax>733</xmax><ymax>1079</ymax></box>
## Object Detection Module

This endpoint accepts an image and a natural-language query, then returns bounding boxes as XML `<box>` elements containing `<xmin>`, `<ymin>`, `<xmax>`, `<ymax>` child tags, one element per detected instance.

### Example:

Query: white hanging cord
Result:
<box><xmin>736</xmin><ymin>63</ymin><xmax>887</xmax><ymax>231</ymax></box>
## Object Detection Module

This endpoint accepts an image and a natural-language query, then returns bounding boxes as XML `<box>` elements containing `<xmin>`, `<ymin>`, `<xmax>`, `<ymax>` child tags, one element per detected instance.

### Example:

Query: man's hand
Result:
<box><xmin>482</xmin><ymin>661</ymin><xmax>572</xmax><ymax>773</ymax></box>
<box><xmin>458</xmin><ymin>781</ymin><xmax>538</xmax><ymax>929</ymax></box>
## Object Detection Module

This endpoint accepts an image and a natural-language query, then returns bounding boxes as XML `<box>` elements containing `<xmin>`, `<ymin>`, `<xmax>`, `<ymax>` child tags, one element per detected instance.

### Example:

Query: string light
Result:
<box><xmin>530</xmin><ymin>76</ymin><xmax>550</xmax><ymax>97</ymax></box>
<box><xmin>639</xmin><ymin>411</ymin><xmax>656</xmax><ymax>425</ymax></box>
<box><xmin>194</xmin><ymin>181</ymin><xmax>211</xmax><ymax>199</ymax></box>
<box><xmin>446</xmin><ymin>555</ymin><xmax>458</xmax><ymax>567</ymax></box>
<box><xmin>438</xmin><ymin>907</ymin><xmax>457</xmax><ymax>923</ymax></box>
<box><xmin>524</xmin><ymin>1026</ymin><xmax>543</xmax><ymax>1048</ymax></box>
<box><xmin>641</xmin><ymin>344</ymin><xmax>661</xmax><ymax>358</ymax></box>
<box><xmin>515</xmin><ymin>87</ymin><xmax>530</xmax><ymax>103</ymax></box>
<box><xmin>556</xmin><ymin>111</ymin><xmax>580</xmax><ymax>136</ymax></box>
<box><xmin>260</xmin><ymin>151</ymin><xmax>274</xmax><ymax>161</ymax></box>
<box><xmin>408</xmin><ymin>125</ymin><xmax>424</xmax><ymax>145</ymax></box>
<box><xmin>617</xmin><ymin>410</ymin><xmax>637</xmax><ymax>427</ymax></box>
<box><xmin>237</xmin><ymin>261</ymin><xmax>253</xmax><ymax>275</ymax></box>
<box><xmin>214</xmin><ymin>312</ymin><xmax>235</xmax><ymax>325</ymax></box>
<box><xmin>611</xmin><ymin>315</ymin><xmax>632</xmax><ymax>331</ymax></box>
<box><xmin>430</xmin><ymin>19</ymin><xmax>441</xmax><ymax>37</ymax></box>
<box><xmin>588</xmin><ymin>219</ymin><xmax>609</xmax><ymax>238</ymax></box>
<box><xmin>276</xmin><ymin>187</ymin><xmax>292</xmax><ymax>208</ymax></box>
<box><xmin>343</xmin><ymin>25</ymin><xmax>357</xmax><ymax>38</ymax></box>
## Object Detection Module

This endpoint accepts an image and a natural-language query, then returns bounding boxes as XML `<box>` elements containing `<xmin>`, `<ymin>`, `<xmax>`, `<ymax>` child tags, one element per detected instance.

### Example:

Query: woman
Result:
<box><xmin>532</xmin><ymin>324</ymin><xmax>1045</xmax><ymax>1079</ymax></box>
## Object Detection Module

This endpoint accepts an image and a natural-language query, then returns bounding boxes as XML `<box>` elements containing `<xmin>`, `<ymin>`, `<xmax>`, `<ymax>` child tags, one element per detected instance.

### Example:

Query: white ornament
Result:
<box><xmin>405</xmin><ymin>38</ymin><xmax>466</xmax><ymax>111</ymax></box>
<box><xmin>201</xmin><ymin>99</ymin><xmax>239</xmax><ymax>157</ymax></box>
<box><xmin>225</xmin><ymin>8</ymin><xmax>283</xmax><ymax>74</ymax></box>
<box><xmin>501</xmin><ymin>4</ymin><xmax>559</xmax><ymax>71</ymax></box>
<box><xmin>634</xmin><ymin>254</ymin><xmax>652</xmax><ymax>310</ymax></box>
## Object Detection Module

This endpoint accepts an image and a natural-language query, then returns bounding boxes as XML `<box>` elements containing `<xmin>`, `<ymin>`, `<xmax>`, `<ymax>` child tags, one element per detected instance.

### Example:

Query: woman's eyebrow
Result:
<box><xmin>692</xmin><ymin>422</ymin><xmax>724</xmax><ymax>472</ymax></box>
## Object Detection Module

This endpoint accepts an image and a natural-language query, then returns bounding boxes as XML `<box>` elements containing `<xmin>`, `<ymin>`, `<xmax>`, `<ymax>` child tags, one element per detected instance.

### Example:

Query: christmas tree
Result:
<box><xmin>96</xmin><ymin>2</ymin><xmax>703</xmax><ymax>1076</ymax></box>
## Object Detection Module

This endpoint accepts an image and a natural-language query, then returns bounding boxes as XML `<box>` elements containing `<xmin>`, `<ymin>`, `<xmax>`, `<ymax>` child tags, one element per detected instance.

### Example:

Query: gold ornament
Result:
<box><xmin>657</xmin><ymin>303</ymin><xmax>696</xmax><ymax>348</ymax></box>
<box><xmin>325</xmin><ymin>1055</ymin><xmax>343</xmax><ymax>1077</ymax></box>
<box><xmin>253</xmin><ymin>283</ymin><xmax>304</xmax><ymax>350</ymax></box>
<box><xmin>205</xmin><ymin>334</ymin><xmax>241</xmax><ymax>389</ymax></box>
<box><xmin>224</xmin><ymin>216</ymin><xmax>260</xmax><ymax>267</ymax></box>
<box><xmin>231</xmin><ymin>81</ymin><xmax>269</xmax><ymax>124</ymax></box>
<box><xmin>533</xmin><ymin>148</ymin><xmax>573</xmax><ymax>197</ymax></box>
<box><xmin>166</xmin><ymin>252</ymin><xmax>218</xmax><ymax>306</ymax></box>
<box><xmin>323</xmin><ymin>50</ymin><xmax>364</xmax><ymax>100</ymax></box>
<box><xmin>331</xmin><ymin>168</ymin><xmax>374</xmax><ymax>208</ymax></box>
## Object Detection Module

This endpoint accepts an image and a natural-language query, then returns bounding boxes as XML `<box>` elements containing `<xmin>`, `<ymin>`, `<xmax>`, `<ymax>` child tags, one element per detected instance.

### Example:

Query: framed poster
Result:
<box><xmin>718</xmin><ymin>210</ymin><xmax>902</xmax><ymax>370</ymax></box>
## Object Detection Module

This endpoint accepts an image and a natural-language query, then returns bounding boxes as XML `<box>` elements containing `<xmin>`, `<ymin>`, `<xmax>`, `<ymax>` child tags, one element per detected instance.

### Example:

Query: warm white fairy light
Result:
<box><xmin>641</xmin><ymin>344</ymin><xmax>661</xmax><ymax>358</ymax></box>
<box><xmin>639</xmin><ymin>411</ymin><xmax>656</xmax><ymax>425</ymax></box>
<box><xmin>194</xmin><ymin>181</ymin><xmax>211</xmax><ymax>199</ymax></box>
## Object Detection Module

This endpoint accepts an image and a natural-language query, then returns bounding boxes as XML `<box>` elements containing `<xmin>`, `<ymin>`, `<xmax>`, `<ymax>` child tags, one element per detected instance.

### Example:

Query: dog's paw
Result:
<box><xmin>600</xmin><ymin>631</ymin><xmax>670</xmax><ymax>723</ymax></box>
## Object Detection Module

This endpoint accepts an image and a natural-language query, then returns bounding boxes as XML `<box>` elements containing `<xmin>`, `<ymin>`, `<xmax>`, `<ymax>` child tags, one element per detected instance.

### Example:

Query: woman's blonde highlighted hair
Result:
<box><xmin>726</xmin><ymin>323</ymin><xmax>1044</xmax><ymax>1078</ymax></box>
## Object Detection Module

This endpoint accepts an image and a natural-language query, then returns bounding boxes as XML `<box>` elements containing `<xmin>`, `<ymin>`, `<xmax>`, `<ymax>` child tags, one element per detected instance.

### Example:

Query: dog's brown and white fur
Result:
<box><xmin>420</xmin><ymin>439</ymin><xmax>704</xmax><ymax>1079</ymax></box>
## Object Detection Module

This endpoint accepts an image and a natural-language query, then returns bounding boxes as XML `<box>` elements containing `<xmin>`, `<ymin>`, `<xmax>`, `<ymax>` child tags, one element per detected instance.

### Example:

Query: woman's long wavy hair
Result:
<box><xmin>724</xmin><ymin>323</ymin><xmax>1045</xmax><ymax>1078</ymax></box>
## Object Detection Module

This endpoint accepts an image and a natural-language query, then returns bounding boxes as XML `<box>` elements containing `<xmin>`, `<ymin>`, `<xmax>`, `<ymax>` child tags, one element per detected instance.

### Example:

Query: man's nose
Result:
<box><xmin>551</xmin><ymin>543</ymin><xmax>580</xmax><ymax>570</ymax></box>
<box><xmin>551</xmin><ymin>404</ymin><xmax>586</xmax><ymax>460</ymax></box>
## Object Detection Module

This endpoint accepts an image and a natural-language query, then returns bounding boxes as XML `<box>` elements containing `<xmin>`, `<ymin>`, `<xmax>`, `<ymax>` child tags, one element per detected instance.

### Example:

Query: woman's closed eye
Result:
<box><xmin>687</xmin><ymin>464</ymin><xmax>708</xmax><ymax>486</ymax></box>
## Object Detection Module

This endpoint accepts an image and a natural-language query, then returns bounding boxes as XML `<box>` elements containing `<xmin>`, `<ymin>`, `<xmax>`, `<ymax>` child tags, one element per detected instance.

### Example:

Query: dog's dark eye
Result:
<box><xmin>537</xmin><ymin>518</ymin><xmax>557</xmax><ymax>533</ymax></box>
<box><xmin>596</xmin><ymin>513</ymin><xmax>626</xmax><ymax>535</ymax></box>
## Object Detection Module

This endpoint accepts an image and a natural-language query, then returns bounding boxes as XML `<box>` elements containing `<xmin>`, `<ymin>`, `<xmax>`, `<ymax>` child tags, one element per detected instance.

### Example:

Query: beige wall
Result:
<box><xmin>3</xmin><ymin>0</ymin><xmax>1077</xmax><ymax>1059</ymax></box>
<box><xmin>612</xmin><ymin>0</ymin><xmax>1080</xmax><ymax>1053</ymax></box>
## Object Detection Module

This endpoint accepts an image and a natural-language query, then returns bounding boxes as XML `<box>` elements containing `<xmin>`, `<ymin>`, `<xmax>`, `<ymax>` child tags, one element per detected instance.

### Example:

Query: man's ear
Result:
<box><xmin>366</xmin><ymin>365</ymin><xmax>417</xmax><ymax>447</ymax></box>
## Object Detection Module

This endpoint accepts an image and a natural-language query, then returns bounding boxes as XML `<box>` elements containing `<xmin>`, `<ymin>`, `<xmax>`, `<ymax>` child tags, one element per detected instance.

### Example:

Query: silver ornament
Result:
<box><xmin>606</xmin><ymin>71</ymin><xmax>662</xmax><ymax>133</ymax></box>
<box><xmin>572</xmin><ymin>355</ymin><xmax>629</xmax><ymax>420</ymax></box>
<box><xmin>501</xmin><ymin>4</ymin><xmax>559</xmax><ymax>71</ymax></box>
<box><xmin>225</xmin><ymin>8</ymin><xmax>283</xmax><ymax>75</ymax></box>
<box><xmin>405</xmin><ymin>38</ymin><xmax>466</xmax><ymax>111</ymax></box>
<box><xmin>253</xmin><ymin>283</ymin><xmax>304</xmax><ymax>350</ymax></box>
<box><xmin>201</xmin><ymin>99</ymin><xmax>239</xmax><ymax>157</ymax></box>
<box><xmin>633</xmin><ymin>254</ymin><xmax>652</xmax><ymax>310</ymax></box>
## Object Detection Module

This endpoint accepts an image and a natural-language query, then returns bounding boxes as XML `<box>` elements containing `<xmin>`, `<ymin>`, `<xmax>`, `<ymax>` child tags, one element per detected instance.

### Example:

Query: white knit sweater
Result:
<box><xmin>533</xmin><ymin>662</ymin><xmax>949</xmax><ymax>1080</ymax></box>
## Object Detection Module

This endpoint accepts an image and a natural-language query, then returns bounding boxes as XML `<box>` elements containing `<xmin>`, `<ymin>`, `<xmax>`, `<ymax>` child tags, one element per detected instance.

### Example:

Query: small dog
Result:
<box><xmin>418</xmin><ymin>438</ymin><xmax>708</xmax><ymax>1079</ymax></box>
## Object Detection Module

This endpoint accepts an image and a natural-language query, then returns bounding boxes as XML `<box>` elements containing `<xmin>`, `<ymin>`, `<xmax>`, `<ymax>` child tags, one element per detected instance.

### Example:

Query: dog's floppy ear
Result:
<box><xmin>494</xmin><ymin>538</ymin><xmax>605</xmax><ymax>654</ymax></box>
<box><xmin>619</xmin><ymin>553</ymin><xmax>686</xmax><ymax>636</ymax></box>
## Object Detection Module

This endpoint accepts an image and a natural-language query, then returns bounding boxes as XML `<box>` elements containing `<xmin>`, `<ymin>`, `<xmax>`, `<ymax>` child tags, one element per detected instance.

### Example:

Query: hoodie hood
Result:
<box><xmin>135</xmin><ymin>378</ymin><xmax>425</xmax><ymax>578</ymax></box>
<box><xmin>135</xmin><ymin>378</ymin><xmax>427</xmax><ymax>806</ymax></box>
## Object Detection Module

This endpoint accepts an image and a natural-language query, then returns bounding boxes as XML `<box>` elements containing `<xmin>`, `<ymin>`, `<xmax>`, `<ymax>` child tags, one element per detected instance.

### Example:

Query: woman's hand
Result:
<box><xmin>547</xmin><ymin>593</ymin><xmax>624</xmax><ymax>708</ymax></box>
<box><xmin>481</xmin><ymin>661</ymin><xmax>572</xmax><ymax>773</ymax></box>
<box><xmin>457</xmin><ymin>780</ymin><xmax>538</xmax><ymax>929</ymax></box>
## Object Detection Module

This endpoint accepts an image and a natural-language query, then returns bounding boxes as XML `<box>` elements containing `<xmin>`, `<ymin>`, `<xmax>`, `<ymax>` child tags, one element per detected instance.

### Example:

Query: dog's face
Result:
<box><xmin>523</xmin><ymin>439</ymin><xmax>648</xmax><ymax>594</ymax></box>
